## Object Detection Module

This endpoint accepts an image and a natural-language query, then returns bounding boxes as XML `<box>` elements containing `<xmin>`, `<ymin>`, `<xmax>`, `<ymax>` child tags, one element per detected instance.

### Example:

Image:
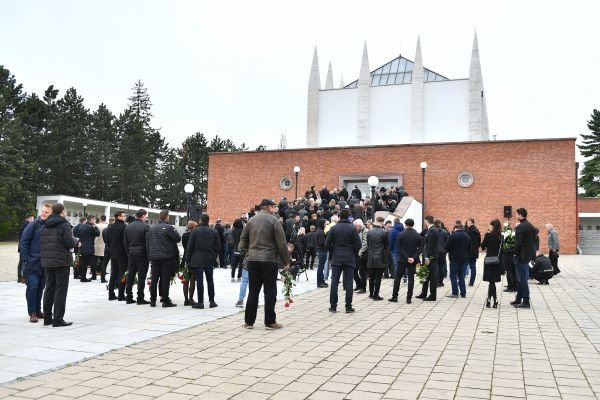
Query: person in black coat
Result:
<box><xmin>416</xmin><ymin>216</ymin><xmax>440</xmax><ymax>301</ymax></box>
<box><xmin>229</xmin><ymin>219</ymin><xmax>245</xmax><ymax>280</ymax></box>
<box><xmin>465</xmin><ymin>219</ymin><xmax>481</xmax><ymax>286</ymax></box>
<box><xmin>366</xmin><ymin>216</ymin><xmax>388</xmax><ymax>300</ymax></box>
<box><xmin>444</xmin><ymin>222</ymin><xmax>471</xmax><ymax>298</ymax></box>
<box><xmin>181</xmin><ymin>221</ymin><xmax>198</xmax><ymax>306</ymax></box>
<box><xmin>511</xmin><ymin>208</ymin><xmax>538</xmax><ymax>308</ymax></box>
<box><xmin>530</xmin><ymin>251</ymin><xmax>553</xmax><ymax>284</ymax></box>
<box><xmin>481</xmin><ymin>219</ymin><xmax>503</xmax><ymax>308</ymax></box>
<box><xmin>389</xmin><ymin>218</ymin><xmax>422</xmax><ymax>304</ymax></box>
<box><xmin>186</xmin><ymin>214</ymin><xmax>220</xmax><ymax>308</ymax></box>
<box><xmin>324</xmin><ymin>209</ymin><xmax>361</xmax><ymax>313</ymax></box>
<box><xmin>124</xmin><ymin>209</ymin><xmax>150</xmax><ymax>304</ymax></box>
<box><xmin>106</xmin><ymin>211</ymin><xmax>128</xmax><ymax>301</ymax></box>
<box><xmin>17</xmin><ymin>215</ymin><xmax>34</xmax><ymax>283</ymax></box>
<box><xmin>77</xmin><ymin>215</ymin><xmax>100</xmax><ymax>282</ymax></box>
<box><xmin>40</xmin><ymin>203</ymin><xmax>78</xmax><ymax>327</ymax></box>
<box><xmin>214</xmin><ymin>219</ymin><xmax>226</xmax><ymax>269</ymax></box>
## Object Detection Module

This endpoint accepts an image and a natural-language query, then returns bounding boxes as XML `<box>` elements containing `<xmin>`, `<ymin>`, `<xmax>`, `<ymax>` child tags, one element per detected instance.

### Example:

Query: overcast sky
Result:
<box><xmin>2</xmin><ymin>0</ymin><xmax>598</xmax><ymax>154</ymax></box>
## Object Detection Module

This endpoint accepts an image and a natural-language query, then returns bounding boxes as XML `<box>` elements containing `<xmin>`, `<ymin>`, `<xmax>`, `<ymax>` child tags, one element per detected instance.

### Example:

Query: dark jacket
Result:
<box><xmin>367</xmin><ymin>225</ymin><xmax>388</xmax><ymax>269</ymax></box>
<box><xmin>531</xmin><ymin>255</ymin><xmax>553</xmax><ymax>275</ymax></box>
<box><xmin>214</xmin><ymin>223</ymin><xmax>225</xmax><ymax>249</ymax></box>
<box><xmin>465</xmin><ymin>225</ymin><xmax>481</xmax><ymax>259</ymax></box>
<box><xmin>324</xmin><ymin>219</ymin><xmax>361</xmax><ymax>266</ymax></box>
<box><xmin>315</xmin><ymin>229</ymin><xmax>326</xmax><ymax>250</ymax></box>
<box><xmin>445</xmin><ymin>229</ymin><xmax>472</xmax><ymax>263</ymax></box>
<box><xmin>18</xmin><ymin>220</ymin><xmax>29</xmax><ymax>253</ymax></box>
<box><xmin>106</xmin><ymin>220</ymin><xmax>127</xmax><ymax>259</ymax></box>
<box><xmin>305</xmin><ymin>231</ymin><xmax>318</xmax><ymax>250</ymax></box>
<box><xmin>388</xmin><ymin>223</ymin><xmax>404</xmax><ymax>257</ymax></box>
<box><xmin>231</xmin><ymin>226</ymin><xmax>243</xmax><ymax>253</ymax></box>
<box><xmin>124</xmin><ymin>219</ymin><xmax>150</xmax><ymax>257</ymax></box>
<box><xmin>396</xmin><ymin>227</ymin><xmax>422</xmax><ymax>264</ymax></box>
<box><xmin>481</xmin><ymin>232</ymin><xmax>502</xmax><ymax>258</ymax></box>
<box><xmin>40</xmin><ymin>214</ymin><xmax>78</xmax><ymax>268</ymax></box>
<box><xmin>423</xmin><ymin>226</ymin><xmax>440</xmax><ymax>261</ymax></box>
<box><xmin>515</xmin><ymin>219</ymin><xmax>538</xmax><ymax>262</ymax></box>
<box><xmin>186</xmin><ymin>225</ymin><xmax>220</xmax><ymax>268</ymax></box>
<box><xmin>437</xmin><ymin>227</ymin><xmax>449</xmax><ymax>254</ymax></box>
<box><xmin>20</xmin><ymin>218</ymin><xmax>46</xmax><ymax>275</ymax></box>
<box><xmin>239</xmin><ymin>210</ymin><xmax>289</xmax><ymax>265</ymax></box>
<box><xmin>102</xmin><ymin>225</ymin><xmax>109</xmax><ymax>250</ymax></box>
<box><xmin>147</xmin><ymin>220</ymin><xmax>181</xmax><ymax>261</ymax></box>
<box><xmin>77</xmin><ymin>223</ymin><xmax>100</xmax><ymax>256</ymax></box>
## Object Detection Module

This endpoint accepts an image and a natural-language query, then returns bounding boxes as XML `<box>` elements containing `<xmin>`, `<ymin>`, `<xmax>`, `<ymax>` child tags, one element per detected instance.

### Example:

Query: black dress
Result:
<box><xmin>481</xmin><ymin>232</ymin><xmax>502</xmax><ymax>282</ymax></box>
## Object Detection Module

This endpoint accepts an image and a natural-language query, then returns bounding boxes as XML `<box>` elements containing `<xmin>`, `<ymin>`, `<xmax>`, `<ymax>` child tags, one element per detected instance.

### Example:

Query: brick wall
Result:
<box><xmin>208</xmin><ymin>138</ymin><xmax>577</xmax><ymax>253</ymax></box>
<box><xmin>578</xmin><ymin>198</ymin><xmax>600</xmax><ymax>213</ymax></box>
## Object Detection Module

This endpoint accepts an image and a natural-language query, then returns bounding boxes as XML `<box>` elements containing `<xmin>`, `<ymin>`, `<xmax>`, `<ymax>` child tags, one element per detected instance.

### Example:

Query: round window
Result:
<box><xmin>457</xmin><ymin>171</ymin><xmax>474</xmax><ymax>188</ymax></box>
<box><xmin>280</xmin><ymin>177</ymin><xmax>293</xmax><ymax>191</ymax></box>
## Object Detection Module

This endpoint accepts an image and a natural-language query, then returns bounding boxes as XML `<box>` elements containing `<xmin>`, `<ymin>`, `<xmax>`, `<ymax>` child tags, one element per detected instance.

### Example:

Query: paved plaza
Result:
<box><xmin>1</xmin><ymin>243</ymin><xmax>600</xmax><ymax>399</ymax></box>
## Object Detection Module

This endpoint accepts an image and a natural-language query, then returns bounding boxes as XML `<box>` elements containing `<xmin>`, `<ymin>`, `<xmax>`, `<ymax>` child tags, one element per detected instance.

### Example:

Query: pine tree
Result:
<box><xmin>578</xmin><ymin>109</ymin><xmax>600</xmax><ymax>197</ymax></box>
<box><xmin>87</xmin><ymin>104</ymin><xmax>118</xmax><ymax>200</ymax></box>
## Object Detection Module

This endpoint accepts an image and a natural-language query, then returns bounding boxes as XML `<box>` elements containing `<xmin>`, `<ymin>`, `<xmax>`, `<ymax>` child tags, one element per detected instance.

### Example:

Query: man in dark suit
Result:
<box><xmin>444</xmin><ymin>222</ymin><xmax>471</xmax><ymax>298</ymax></box>
<box><xmin>511</xmin><ymin>207</ymin><xmax>538</xmax><ymax>308</ymax></box>
<box><xmin>124</xmin><ymin>209</ymin><xmax>150</xmax><ymax>305</ymax></box>
<box><xmin>416</xmin><ymin>215</ymin><xmax>439</xmax><ymax>301</ymax></box>
<box><xmin>106</xmin><ymin>211</ymin><xmax>128</xmax><ymax>301</ymax></box>
<box><xmin>389</xmin><ymin>218</ymin><xmax>421</xmax><ymax>304</ymax></box>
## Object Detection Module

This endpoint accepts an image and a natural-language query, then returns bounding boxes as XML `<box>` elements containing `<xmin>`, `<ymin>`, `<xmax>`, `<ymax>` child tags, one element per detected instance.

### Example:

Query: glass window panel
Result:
<box><xmin>396</xmin><ymin>72</ymin><xmax>405</xmax><ymax>83</ymax></box>
<box><xmin>382</xmin><ymin>63</ymin><xmax>391</xmax><ymax>74</ymax></box>
<box><xmin>379</xmin><ymin>74</ymin><xmax>389</xmax><ymax>85</ymax></box>
<box><xmin>398</xmin><ymin>58</ymin><xmax>407</xmax><ymax>73</ymax></box>
<box><xmin>405</xmin><ymin>60</ymin><xmax>413</xmax><ymax>72</ymax></box>
<box><xmin>390</xmin><ymin>58</ymin><xmax>399</xmax><ymax>73</ymax></box>
<box><xmin>424</xmin><ymin>71</ymin><xmax>430</xmax><ymax>81</ymax></box>
<box><xmin>403</xmin><ymin>72</ymin><xmax>412</xmax><ymax>83</ymax></box>
<box><xmin>387</xmin><ymin>73</ymin><xmax>397</xmax><ymax>84</ymax></box>
<box><xmin>372</xmin><ymin>74</ymin><xmax>381</xmax><ymax>85</ymax></box>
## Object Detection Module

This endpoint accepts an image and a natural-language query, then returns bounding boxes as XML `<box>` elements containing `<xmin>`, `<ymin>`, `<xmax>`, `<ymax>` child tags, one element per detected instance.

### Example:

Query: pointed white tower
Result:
<box><xmin>339</xmin><ymin>74</ymin><xmax>345</xmax><ymax>88</ymax></box>
<box><xmin>325</xmin><ymin>62</ymin><xmax>334</xmax><ymax>89</ymax></box>
<box><xmin>306</xmin><ymin>46</ymin><xmax>321</xmax><ymax>147</ymax></box>
<box><xmin>469</xmin><ymin>31</ymin><xmax>489</xmax><ymax>140</ymax></box>
<box><xmin>357</xmin><ymin>41</ymin><xmax>371</xmax><ymax>145</ymax></box>
<box><xmin>410</xmin><ymin>36</ymin><xmax>425</xmax><ymax>143</ymax></box>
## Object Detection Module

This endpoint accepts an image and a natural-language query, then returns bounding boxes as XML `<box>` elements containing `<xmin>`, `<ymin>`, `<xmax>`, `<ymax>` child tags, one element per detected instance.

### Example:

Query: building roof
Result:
<box><xmin>579</xmin><ymin>197</ymin><xmax>600</xmax><ymax>213</ymax></box>
<box><xmin>343</xmin><ymin>55</ymin><xmax>448</xmax><ymax>88</ymax></box>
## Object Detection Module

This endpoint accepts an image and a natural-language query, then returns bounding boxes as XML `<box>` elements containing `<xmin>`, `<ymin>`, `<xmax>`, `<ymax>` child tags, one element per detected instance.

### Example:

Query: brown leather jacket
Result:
<box><xmin>239</xmin><ymin>210</ymin><xmax>290</xmax><ymax>265</ymax></box>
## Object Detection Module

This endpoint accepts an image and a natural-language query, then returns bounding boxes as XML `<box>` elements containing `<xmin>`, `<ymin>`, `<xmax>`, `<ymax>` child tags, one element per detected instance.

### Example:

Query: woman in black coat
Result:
<box><xmin>181</xmin><ymin>221</ymin><xmax>198</xmax><ymax>306</ymax></box>
<box><xmin>481</xmin><ymin>219</ymin><xmax>502</xmax><ymax>308</ymax></box>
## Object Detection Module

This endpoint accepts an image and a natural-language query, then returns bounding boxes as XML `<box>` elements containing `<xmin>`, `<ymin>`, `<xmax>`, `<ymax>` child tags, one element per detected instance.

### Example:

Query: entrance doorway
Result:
<box><xmin>339</xmin><ymin>175</ymin><xmax>404</xmax><ymax>199</ymax></box>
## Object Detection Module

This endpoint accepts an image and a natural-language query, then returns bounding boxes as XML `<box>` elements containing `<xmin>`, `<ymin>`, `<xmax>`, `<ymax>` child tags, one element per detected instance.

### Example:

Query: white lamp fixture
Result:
<box><xmin>293</xmin><ymin>166</ymin><xmax>301</xmax><ymax>174</ymax></box>
<box><xmin>367</xmin><ymin>175</ymin><xmax>379</xmax><ymax>187</ymax></box>
<box><xmin>184</xmin><ymin>183</ymin><xmax>195</xmax><ymax>194</ymax></box>
<box><xmin>420</xmin><ymin>161</ymin><xmax>428</xmax><ymax>169</ymax></box>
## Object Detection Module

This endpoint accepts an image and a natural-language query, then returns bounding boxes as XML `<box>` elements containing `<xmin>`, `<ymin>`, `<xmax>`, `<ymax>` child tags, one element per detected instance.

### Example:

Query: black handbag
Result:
<box><xmin>484</xmin><ymin>236</ymin><xmax>502</xmax><ymax>266</ymax></box>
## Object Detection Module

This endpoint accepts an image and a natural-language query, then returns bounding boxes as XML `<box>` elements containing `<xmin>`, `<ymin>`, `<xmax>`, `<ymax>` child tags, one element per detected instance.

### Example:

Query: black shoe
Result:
<box><xmin>358</xmin><ymin>289</ymin><xmax>366</xmax><ymax>294</ymax></box>
<box><xmin>415</xmin><ymin>294</ymin><xmax>426</xmax><ymax>299</ymax></box>
<box><xmin>126</xmin><ymin>298</ymin><xmax>135</xmax><ymax>304</ymax></box>
<box><xmin>184</xmin><ymin>300</ymin><xmax>190</xmax><ymax>306</ymax></box>
<box><xmin>406</xmin><ymin>298</ymin><xmax>412</xmax><ymax>304</ymax></box>
<box><xmin>460</xmin><ymin>293</ymin><xmax>466</xmax><ymax>298</ymax></box>
<box><xmin>80</xmin><ymin>278</ymin><xmax>91</xmax><ymax>283</ymax></box>
<box><xmin>446</xmin><ymin>294</ymin><xmax>458</xmax><ymax>298</ymax></box>
<box><xmin>137</xmin><ymin>299</ymin><xmax>150</xmax><ymax>305</ymax></box>
<box><xmin>52</xmin><ymin>320</ymin><xmax>73</xmax><ymax>327</ymax></box>
<box><xmin>503</xmin><ymin>288</ymin><xmax>515</xmax><ymax>292</ymax></box>
<box><xmin>437</xmin><ymin>283</ymin><xmax>444</xmax><ymax>288</ymax></box>
<box><xmin>150</xmin><ymin>301</ymin><xmax>156</xmax><ymax>307</ymax></box>
<box><xmin>44</xmin><ymin>318</ymin><xmax>53</xmax><ymax>326</ymax></box>
<box><xmin>118</xmin><ymin>296</ymin><xmax>126</xmax><ymax>302</ymax></box>
<box><xmin>192</xmin><ymin>303</ymin><xmax>204</xmax><ymax>309</ymax></box>
<box><xmin>388</xmin><ymin>297</ymin><xmax>398</xmax><ymax>303</ymax></box>
<box><xmin>510</xmin><ymin>300</ymin><xmax>521</xmax><ymax>306</ymax></box>
<box><xmin>329</xmin><ymin>307</ymin><xmax>337</xmax><ymax>313</ymax></box>
<box><xmin>163</xmin><ymin>302</ymin><xmax>177</xmax><ymax>308</ymax></box>
<box><xmin>108</xmin><ymin>293</ymin><xmax>117</xmax><ymax>301</ymax></box>
<box><xmin>101</xmin><ymin>279</ymin><xmax>108</xmax><ymax>283</ymax></box>
<box><xmin>368</xmin><ymin>294</ymin><xmax>374</xmax><ymax>298</ymax></box>
<box><xmin>373</xmin><ymin>295</ymin><xmax>383</xmax><ymax>301</ymax></box>
<box><xmin>486</xmin><ymin>299</ymin><xmax>491</xmax><ymax>308</ymax></box>
<box><xmin>424</xmin><ymin>296</ymin><xmax>436</xmax><ymax>301</ymax></box>
<box><xmin>91</xmin><ymin>276</ymin><xmax>97</xmax><ymax>281</ymax></box>
<box><xmin>317</xmin><ymin>283</ymin><xmax>327</xmax><ymax>288</ymax></box>
<box><xmin>345</xmin><ymin>307</ymin><xmax>355</xmax><ymax>313</ymax></box>
<box><xmin>468</xmin><ymin>283</ymin><xmax>473</xmax><ymax>287</ymax></box>
<box><xmin>514</xmin><ymin>302</ymin><xmax>530</xmax><ymax>309</ymax></box>
<box><xmin>209</xmin><ymin>301</ymin><xmax>218</xmax><ymax>308</ymax></box>
<box><xmin>493</xmin><ymin>300</ymin><xmax>498</xmax><ymax>308</ymax></box>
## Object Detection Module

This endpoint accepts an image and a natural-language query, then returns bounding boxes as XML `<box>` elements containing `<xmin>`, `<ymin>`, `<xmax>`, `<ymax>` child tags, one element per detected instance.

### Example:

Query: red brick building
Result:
<box><xmin>208</xmin><ymin>138</ymin><xmax>578</xmax><ymax>253</ymax></box>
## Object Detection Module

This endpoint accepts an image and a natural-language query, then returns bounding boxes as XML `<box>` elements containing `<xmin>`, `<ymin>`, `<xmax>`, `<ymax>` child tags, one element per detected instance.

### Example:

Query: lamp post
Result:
<box><xmin>367</xmin><ymin>175</ymin><xmax>379</xmax><ymax>219</ymax></box>
<box><xmin>420</xmin><ymin>161</ymin><xmax>427</xmax><ymax>231</ymax></box>
<box><xmin>293</xmin><ymin>166</ymin><xmax>301</xmax><ymax>200</ymax></box>
<box><xmin>184</xmin><ymin>183</ymin><xmax>194</xmax><ymax>222</ymax></box>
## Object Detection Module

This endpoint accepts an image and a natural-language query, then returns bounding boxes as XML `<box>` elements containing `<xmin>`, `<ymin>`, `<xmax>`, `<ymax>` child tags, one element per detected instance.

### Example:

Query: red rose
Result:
<box><xmin>289</xmin><ymin>298</ymin><xmax>294</xmax><ymax>304</ymax></box>
<box><xmin>284</xmin><ymin>303</ymin><xmax>289</xmax><ymax>308</ymax></box>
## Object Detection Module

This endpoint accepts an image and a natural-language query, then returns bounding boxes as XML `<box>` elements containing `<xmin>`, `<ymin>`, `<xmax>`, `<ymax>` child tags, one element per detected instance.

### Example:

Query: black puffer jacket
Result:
<box><xmin>124</xmin><ymin>219</ymin><xmax>150</xmax><ymax>257</ymax></box>
<box><xmin>186</xmin><ymin>225</ymin><xmax>220</xmax><ymax>268</ymax></box>
<box><xmin>40</xmin><ymin>214</ymin><xmax>78</xmax><ymax>268</ymax></box>
<box><xmin>147</xmin><ymin>221</ymin><xmax>181</xmax><ymax>261</ymax></box>
<box><xmin>106</xmin><ymin>220</ymin><xmax>127</xmax><ymax>258</ymax></box>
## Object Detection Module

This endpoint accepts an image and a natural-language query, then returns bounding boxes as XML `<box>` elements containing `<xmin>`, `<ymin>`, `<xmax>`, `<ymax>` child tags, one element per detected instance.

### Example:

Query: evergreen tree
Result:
<box><xmin>155</xmin><ymin>146</ymin><xmax>185</xmax><ymax>210</ymax></box>
<box><xmin>578</xmin><ymin>109</ymin><xmax>600</xmax><ymax>197</ymax></box>
<box><xmin>87</xmin><ymin>104</ymin><xmax>118</xmax><ymax>200</ymax></box>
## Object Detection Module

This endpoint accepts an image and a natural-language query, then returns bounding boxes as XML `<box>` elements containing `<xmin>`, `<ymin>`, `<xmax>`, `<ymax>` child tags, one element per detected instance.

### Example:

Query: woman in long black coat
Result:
<box><xmin>481</xmin><ymin>219</ymin><xmax>502</xmax><ymax>308</ymax></box>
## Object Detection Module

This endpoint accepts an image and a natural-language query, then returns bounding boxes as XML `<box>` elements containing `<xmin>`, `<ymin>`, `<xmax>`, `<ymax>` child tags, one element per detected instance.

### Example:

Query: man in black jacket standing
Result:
<box><xmin>77</xmin><ymin>215</ymin><xmax>100</xmax><ymax>282</ymax></box>
<box><xmin>444</xmin><ymin>222</ymin><xmax>471</xmax><ymax>298</ymax></box>
<box><xmin>214</xmin><ymin>219</ymin><xmax>226</xmax><ymax>269</ymax></box>
<box><xmin>511</xmin><ymin>208</ymin><xmax>538</xmax><ymax>308</ymax></box>
<box><xmin>416</xmin><ymin>215</ymin><xmax>440</xmax><ymax>301</ymax></box>
<box><xmin>106</xmin><ymin>211</ymin><xmax>128</xmax><ymax>301</ymax></box>
<box><xmin>389</xmin><ymin>218</ymin><xmax>421</xmax><ymax>304</ymax></box>
<box><xmin>186</xmin><ymin>214</ymin><xmax>220</xmax><ymax>309</ymax></box>
<box><xmin>147</xmin><ymin>210</ymin><xmax>181</xmax><ymax>307</ymax></box>
<box><xmin>124</xmin><ymin>209</ymin><xmax>150</xmax><ymax>305</ymax></box>
<box><xmin>17</xmin><ymin>215</ymin><xmax>34</xmax><ymax>283</ymax></box>
<box><xmin>325</xmin><ymin>209</ymin><xmax>361</xmax><ymax>313</ymax></box>
<box><xmin>465</xmin><ymin>218</ymin><xmax>481</xmax><ymax>286</ymax></box>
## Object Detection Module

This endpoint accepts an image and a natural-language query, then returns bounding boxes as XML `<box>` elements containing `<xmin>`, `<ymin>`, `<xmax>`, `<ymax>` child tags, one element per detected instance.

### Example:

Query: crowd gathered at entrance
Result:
<box><xmin>17</xmin><ymin>184</ymin><xmax>561</xmax><ymax>329</ymax></box>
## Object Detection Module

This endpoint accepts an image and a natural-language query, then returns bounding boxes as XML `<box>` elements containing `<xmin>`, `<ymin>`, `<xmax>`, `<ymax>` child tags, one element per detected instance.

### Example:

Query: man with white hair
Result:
<box><xmin>353</xmin><ymin>219</ymin><xmax>367</xmax><ymax>292</ymax></box>
<box><xmin>545</xmin><ymin>224</ymin><xmax>560</xmax><ymax>275</ymax></box>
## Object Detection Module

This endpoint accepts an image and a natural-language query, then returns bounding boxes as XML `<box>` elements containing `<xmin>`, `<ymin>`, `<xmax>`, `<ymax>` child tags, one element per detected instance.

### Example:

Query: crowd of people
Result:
<box><xmin>16</xmin><ymin>183</ymin><xmax>561</xmax><ymax>329</ymax></box>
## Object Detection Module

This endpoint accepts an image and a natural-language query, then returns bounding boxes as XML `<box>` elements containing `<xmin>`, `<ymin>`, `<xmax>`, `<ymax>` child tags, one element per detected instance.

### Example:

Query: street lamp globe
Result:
<box><xmin>184</xmin><ymin>183</ymin><xmax>194</xmax><ymax>194</ymax></box>
<box><xmin>367</xmin><ymin>175</ymin><xmax>379</xmax><ymax>187</ymax></box>
<box><xmin>293</xmin><ymin>166</ymin><xmax>301</xmax><ymax>174</ymax></box>
<box><xmin>420</xmin><ymin>161</ymin><xmax>428</xmax><ymax>169</ymax></box>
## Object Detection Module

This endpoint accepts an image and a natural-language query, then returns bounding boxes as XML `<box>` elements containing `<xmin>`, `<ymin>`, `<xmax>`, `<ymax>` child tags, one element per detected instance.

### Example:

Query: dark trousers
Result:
<box><xmin>392</xmin><ymin>262</ymin><xmax>415</xmax><ymax>300</ymax></box>
<box><xmin>43</xmin><ymin>266</ymin><xmax>70</xmax><ymax>321</ymax></box>
<box><xmin>358</xmin><ymin>255</ymin><xmax>368</xmax><ymax>290</ymax></box>
<box><xmin>98</xmin><ymin>250</ymin><xmax>110</xmax><ymax>279</ymax></box>
<box><xmin>514</xmin><ymin>257</ymin><xmax>530</xmax><ymax>304</ymax></box>
<box><xmin>17</xmin><ymin>254</ymin><xmax>24</xmax><ymax>280</ymax></box>
<box><xmin>330</xmin><ymin>264</ymin><xmax>354</xmax><ymax>309</ymax></box>
<box><xmin>383</xmin><ymin>251</ymin><xmax>392</xmax><ymax>278</ymax></box>
<box><xmin>549</xmin><ymin>251</ymin><xmax>560</xmax><ymax>274</ymax></box>
<box><xmin>109</xmin><ymin>256</ymin><xmax>128</xmax><ymax>298</ymax></box>
<box><xmin>468</xmin><ymin>258</ymin><xmax>477</xmax><ymax>285</ymax></box>
<box><xmin>193</xmin><ymin>265</ymin><xmax>215</xmax><ymax>303</ymax></box>
<box><xmin>368</xmin><ymin>268</ymin><xmax>383</xmax><ymax>296</ymax></box>
<box><xmin>126</xmin><ymin>255</ymin><xmax>149</xmax><ymax>300</ymax></box>
<box><xmin>449</xmin><ymin>261</ymin><xmax>467</xmax><ymax>296</ymax></box>
<box><xmin>305</xmin><ymin>248</ymin><xmax>316</xmax><ymax>269</ymax></box>
<box><xmin>218</xmin><ymin>245</ymin><xmax>225</xmax><ymax>268</ymax></box>
<box><xmin>231</xmin><ymin>253</ymin><xmax>243</xmax><ymax>279</ymax></box>
<box><xmin>438</xmin><ymin>252</ymin><xmax>448</xmax><ymax>283</ymax></box>
<box><xmin>245</xmin><ymin>261</ymin><xmax>278</xmax><ymax>326</ymax></box>
<box><xmin>151</xmin><ymin>259</ymin><xmax>175</xmax><ymax>302</ymax></box>
<box><xmin>316</xmin><ymin>249</ymin><xmax>327</xmax><ymax>285</ymax></box>
<box><xmin>80</xmin><ymin>255</ymin><xmax>96</xmax><ymax>280</ymax></box>
<box><xmin>420</xmin><ymin>259</ymin><xmax>438</xmax><ymax>299</ymax></box>
<box><xmin>25</xmin><ymin>271</ymin><xmax>45</xmax><ymax>315</ymax></box>
<box><xmin>224</xmin><ymin>244</ymin><xmax>233</xmax><ymax>268</ymax></box>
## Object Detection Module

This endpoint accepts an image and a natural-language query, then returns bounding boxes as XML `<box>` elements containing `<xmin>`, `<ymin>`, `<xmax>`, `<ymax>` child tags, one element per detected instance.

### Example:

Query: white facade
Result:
<box><xmin>306</xmin><ymin>34</ymin><xmax>489</xmax><ymax>147</ymax></box>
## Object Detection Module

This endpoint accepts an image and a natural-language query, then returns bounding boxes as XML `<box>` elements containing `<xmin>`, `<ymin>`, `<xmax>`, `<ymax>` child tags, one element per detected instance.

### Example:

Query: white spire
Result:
<box><xmin>410</xmin><ymin>36</ymin><xmax>425</xmax><ymax>143</ymax></box>
<box><xmin>357</xmin><ymin>41</ymin><xmax>371</xmax><ymax>145</ymax></box>
<box><xmin>306</xmin><ymin>46</ymin><xmax>321</xmax><ymax>147</ymax></box>
<box><xmin>339</xmin><ymin>74</ymin><xmax>345</xmax><ymax>88</ymax></box>
<box><xmin>325</xmin><ymin>61</ymin><xmax>334</xmax><ymax>89</ymax></box>
<box><xmin>469</xmin><ymin>31</ymin><xmax>489</xmax><ymax>140</ymax></box>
